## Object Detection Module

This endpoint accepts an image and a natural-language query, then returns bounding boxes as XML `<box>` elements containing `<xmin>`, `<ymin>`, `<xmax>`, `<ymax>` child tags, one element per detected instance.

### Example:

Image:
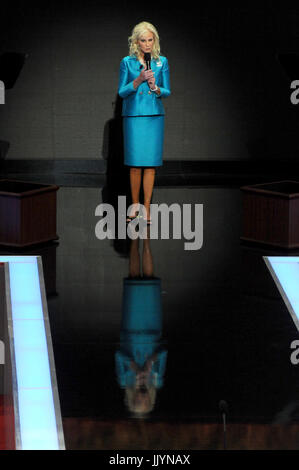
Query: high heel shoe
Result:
<box><xmin>126</xmin><ymin>203</ymin><xmax>140</xmax><ymax>223</ymax></box>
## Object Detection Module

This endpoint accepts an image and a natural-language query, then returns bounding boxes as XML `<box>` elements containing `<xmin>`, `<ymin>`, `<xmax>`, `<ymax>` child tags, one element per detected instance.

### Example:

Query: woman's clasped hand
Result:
<box><xmin>139</xmin><ymin>67</ymin><xmax>155</xmax><ymax>88</ymax></box>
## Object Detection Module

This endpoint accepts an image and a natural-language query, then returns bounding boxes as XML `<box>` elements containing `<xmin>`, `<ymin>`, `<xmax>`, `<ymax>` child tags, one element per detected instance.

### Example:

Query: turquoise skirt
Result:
<box><xmin>123</xmin><ymin>115</ymin><xmax>164</xmax><ymax>167</ymax></box>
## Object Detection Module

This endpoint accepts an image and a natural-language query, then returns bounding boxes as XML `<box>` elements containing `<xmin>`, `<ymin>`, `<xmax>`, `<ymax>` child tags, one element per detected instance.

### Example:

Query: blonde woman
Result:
<box><xmin>118</xmin><ymin>21</ymin><xmax>171</xmax><ymax>224</ymax></box>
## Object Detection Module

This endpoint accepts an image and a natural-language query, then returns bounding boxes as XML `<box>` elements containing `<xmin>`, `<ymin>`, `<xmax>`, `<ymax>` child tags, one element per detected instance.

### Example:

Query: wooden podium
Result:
<box><xmin>0</xmin><ymin>179</ymin><xmax>59</xmax><ymax>247</ymax></box>
<box><xmin>241</xmin><ymin>180</ymin><xmax>299</xmax><ymax>249</ymax></box>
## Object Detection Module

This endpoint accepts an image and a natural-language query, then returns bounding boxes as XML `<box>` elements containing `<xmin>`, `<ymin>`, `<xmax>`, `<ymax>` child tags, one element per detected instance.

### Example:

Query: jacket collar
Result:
<box><xmin>130</xmin><ymin>55</ymin><xmax>160</xmax><ymax>70</ymax></box>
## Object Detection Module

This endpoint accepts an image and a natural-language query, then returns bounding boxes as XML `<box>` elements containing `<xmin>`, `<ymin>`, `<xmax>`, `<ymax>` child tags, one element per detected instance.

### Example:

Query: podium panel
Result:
<box><xmin>0</xmin><ymin>257</ymin><xmax>64</xmax><ymax>450</ymax></box>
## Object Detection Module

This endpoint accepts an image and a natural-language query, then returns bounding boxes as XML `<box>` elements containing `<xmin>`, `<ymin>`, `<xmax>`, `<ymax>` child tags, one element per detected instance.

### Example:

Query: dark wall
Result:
<box><xmin>0</xmin><ymin>1</ymin><xmax>299</xmax><ymax>161</ymax></box>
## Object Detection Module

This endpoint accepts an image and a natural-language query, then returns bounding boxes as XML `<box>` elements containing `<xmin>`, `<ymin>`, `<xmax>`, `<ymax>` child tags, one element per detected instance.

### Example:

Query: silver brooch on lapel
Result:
<box><xmin>156</xmin><ymin>60</ymin><xmax>162</xmax><ymax>67</ymax></box>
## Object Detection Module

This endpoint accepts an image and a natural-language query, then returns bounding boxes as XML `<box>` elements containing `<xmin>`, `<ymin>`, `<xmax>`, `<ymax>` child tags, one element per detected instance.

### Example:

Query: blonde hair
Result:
<box><xmin>125</xmin><ymin>386</ymin><xmax>157</xmax><ymax>417</ymax></box>
<box><xmin>128</xmin><ymin>21</ymin><xmax>161</xmax><ymax>60</ymax></box>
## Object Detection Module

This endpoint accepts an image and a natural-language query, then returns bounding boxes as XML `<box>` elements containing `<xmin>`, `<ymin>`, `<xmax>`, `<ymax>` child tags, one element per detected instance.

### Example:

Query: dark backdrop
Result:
<box><xmin>0</xmin><ymin>1</ymin><xmax>299</xmax><ymax>162</ymax></box>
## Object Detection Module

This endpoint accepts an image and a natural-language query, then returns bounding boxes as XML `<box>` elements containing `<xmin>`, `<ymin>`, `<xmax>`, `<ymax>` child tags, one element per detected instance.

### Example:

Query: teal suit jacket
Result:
<box><xmin>118</xmin><ymin>55</ymin><xmax>171</xmax><ymax>116</ymax></box>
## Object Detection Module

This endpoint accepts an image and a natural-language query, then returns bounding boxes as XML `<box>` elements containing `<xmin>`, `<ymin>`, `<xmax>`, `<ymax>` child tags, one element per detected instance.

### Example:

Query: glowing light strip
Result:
<box><xmin>264</xmin><ymin>256</ymin><xmax>299</xmax><ymax>331</ymax></box>
<box><xmin>0</xmin><ymin>256</ymin><xmax>64</xmax><ymax>450</ymax></box>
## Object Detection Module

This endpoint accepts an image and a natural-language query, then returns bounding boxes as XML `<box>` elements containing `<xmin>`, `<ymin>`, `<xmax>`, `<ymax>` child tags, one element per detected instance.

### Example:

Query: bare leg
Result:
<box><xmin>129</xmin><ymin>167</ymin><xmax>142</xmax><ymax>218</ymax></box>
<box><xmin>142</xmin><ymin>230</ymin><xmax>154</xmax><ymax>277</ymax></box>
<box><xmin>129</xmin><ymin>238</ymin><xmax>140</xmax><ymax>278</ymax></box>
<box><xmin>143</xmin><ymin>168</ymin><xmax>155</xmax><ymax>221</ymax></box>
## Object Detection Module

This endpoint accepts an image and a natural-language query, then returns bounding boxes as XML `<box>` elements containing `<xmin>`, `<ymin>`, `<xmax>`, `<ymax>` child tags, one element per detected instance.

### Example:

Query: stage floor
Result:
<box><xmin>4</xmin><ymin>182</ymin><xmax>299</xmax><ymax>450</ymax></box>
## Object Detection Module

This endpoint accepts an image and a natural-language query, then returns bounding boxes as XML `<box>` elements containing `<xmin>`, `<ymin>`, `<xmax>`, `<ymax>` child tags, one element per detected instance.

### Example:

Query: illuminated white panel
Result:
<box><xmin>264</xmin><ymin>256</ymin><xmax>299</xmax><ymax>331</ymax></box>
<box><xmin>0</xmin><ymin>256</ymin><xmax>64</xmax><ymax>450</ymax></box>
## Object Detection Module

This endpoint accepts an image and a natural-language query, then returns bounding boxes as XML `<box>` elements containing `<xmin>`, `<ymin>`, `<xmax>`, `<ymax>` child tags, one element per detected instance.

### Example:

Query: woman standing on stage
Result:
<box><xmin>118</xmin><ymin>21</ymin><xmax>171</xmax><ymax>224</ymax></box>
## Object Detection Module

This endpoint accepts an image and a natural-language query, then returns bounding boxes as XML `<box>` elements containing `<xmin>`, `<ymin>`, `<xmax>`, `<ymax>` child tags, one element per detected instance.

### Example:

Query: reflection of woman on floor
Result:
<box><xmin>115</xmin><ymin>233</ymin><xmax>167</xmax><ymax>418</ymax></box>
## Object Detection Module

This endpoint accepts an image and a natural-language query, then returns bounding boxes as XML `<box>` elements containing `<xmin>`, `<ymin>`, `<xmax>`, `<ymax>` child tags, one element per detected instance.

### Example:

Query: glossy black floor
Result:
<box><xmin>2</xmin><ymin>173</ymin><xmax>299</xmax><ymax>450</ymax></box>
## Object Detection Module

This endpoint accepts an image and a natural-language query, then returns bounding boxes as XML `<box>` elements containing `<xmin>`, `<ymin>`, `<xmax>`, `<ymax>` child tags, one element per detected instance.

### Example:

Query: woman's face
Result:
<box><xmin>134</xmin><ymin>391</ymin><xmax>151</xmax><ymax>413</ymax></box>
<box><xmin>137</xmin><ymin>30</ymin><xmax>154</xmax><ymax>56</ymax></box>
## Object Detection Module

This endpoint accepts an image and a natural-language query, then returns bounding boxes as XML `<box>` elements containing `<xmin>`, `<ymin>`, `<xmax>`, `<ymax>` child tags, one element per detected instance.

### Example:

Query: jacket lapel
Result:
<box><xmin>132</xmin><ymin>56</ymin><xmax>161</xmax><ymax>72</ymax></box>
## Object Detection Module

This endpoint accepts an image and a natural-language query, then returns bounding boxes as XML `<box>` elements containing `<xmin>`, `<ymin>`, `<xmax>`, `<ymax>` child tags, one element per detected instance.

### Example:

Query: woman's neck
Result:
<box><xmin>138</xmin><ymin>52</ymin><xmax>151</xmax><ymax>62</ymax></box>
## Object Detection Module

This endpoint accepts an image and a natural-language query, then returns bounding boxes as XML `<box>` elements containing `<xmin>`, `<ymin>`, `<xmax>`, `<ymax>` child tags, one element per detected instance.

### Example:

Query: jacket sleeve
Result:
<box><xmin>158</xmin><ymin>58</ymin><xmax>171</xmax><ymax>98</ymax></box>
<box><xmin>153</xmin><ymin>350</ymin><xmax>168</xmax><ymax>388</ymax></box>
<box><xmin>118</xmin><ymin>59</ymin><xmax>137</xmax><ymax>99</ymax></box>
<box><xmin>115</xmin><ymin>350</ymin><xmax>135</xmax><ymax>388</ymax></box>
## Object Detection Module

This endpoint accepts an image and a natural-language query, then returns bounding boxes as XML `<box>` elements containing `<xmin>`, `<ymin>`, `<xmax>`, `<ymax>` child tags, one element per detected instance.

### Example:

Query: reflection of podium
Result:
<box><xmin>241</xmin><ymin>181</ymin><xmax>299</xmax><ymax>249</ymax></box>
<box><xmin>0</xmin><ymin>179</ymin><xmax>59</xmax><ymax>247</ymax></box>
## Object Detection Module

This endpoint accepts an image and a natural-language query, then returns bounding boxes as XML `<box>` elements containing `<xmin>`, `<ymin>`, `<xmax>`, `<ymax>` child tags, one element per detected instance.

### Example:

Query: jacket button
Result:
<box><xmin>139</xmin><ymin>91</ymin><xmax>143</xmax><ymax>95</ymax></box>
